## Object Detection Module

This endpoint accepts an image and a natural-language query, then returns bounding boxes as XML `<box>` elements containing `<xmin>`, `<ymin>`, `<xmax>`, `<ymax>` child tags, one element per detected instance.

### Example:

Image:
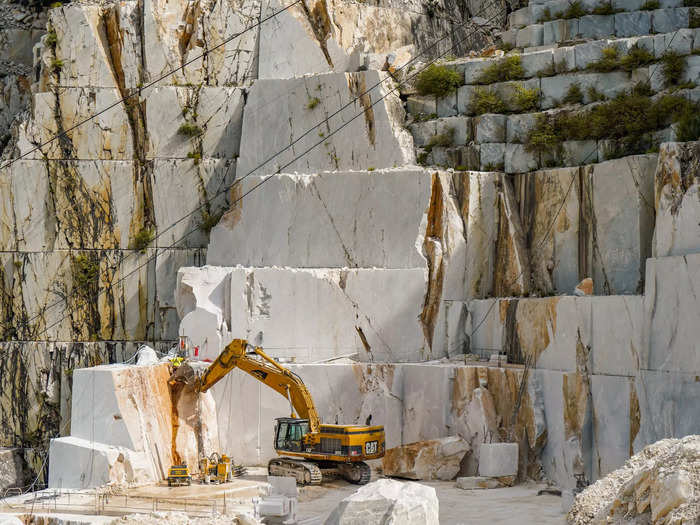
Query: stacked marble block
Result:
<box><xmin>451</xmin><ymin>142</ymin><xmax>700</xmax><ymax>489</ymax></box>
<box><xmin>407</xmin><ymin>6</ymin><xmax>700</xmax><ymax>173</ymax></box>
<box><xmin>505</xmin><ymin>0</ymin><xmax>699</xmax><ymax>47</ymax></box>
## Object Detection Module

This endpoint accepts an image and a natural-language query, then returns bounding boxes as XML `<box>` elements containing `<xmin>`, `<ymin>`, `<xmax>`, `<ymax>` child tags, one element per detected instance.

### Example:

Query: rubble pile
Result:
<box><xmin>113</xmin><ymin>511</ymin><xmax>260</xmax><ymax>525</ymax></box>
<box><xmin>567</xmin><ymin>436</ymin><xmax>700</xmax><ymax>525</ymax></box>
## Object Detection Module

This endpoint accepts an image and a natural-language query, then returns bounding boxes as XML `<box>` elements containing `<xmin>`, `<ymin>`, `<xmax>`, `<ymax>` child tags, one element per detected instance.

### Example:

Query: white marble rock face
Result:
<box><xmin>235</xmin><ymin>71</ymin><xmax>415</xmax><ymax>177</ymax></box>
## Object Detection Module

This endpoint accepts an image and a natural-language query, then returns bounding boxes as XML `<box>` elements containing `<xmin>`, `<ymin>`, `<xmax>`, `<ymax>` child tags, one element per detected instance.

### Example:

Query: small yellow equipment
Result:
<box><xmin>167</xmin><ymin>464</ymin><xmax>192</xmax><ymax>486</ymax></box>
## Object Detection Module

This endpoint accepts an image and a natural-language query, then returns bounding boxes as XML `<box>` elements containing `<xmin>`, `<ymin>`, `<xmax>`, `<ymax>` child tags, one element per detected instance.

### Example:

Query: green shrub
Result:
<box><xmin>592</xmin><ymin>2</ymin><xmax>620</xmax><ymax>15</ymax></box>
<box><xmin>476</xmin><ymin>55</ymin><xmax>525</xmax><ymax>84</ymax></box>
<box><xmin>497</xmin><ymin>41</ymin><xmax>515</xmax><ymax>52</ymax></box>
<box><xmin>562</xmin><ymin>1</ymin><xmax>587</xmax><ymax>18</ymax></box>
<box><xmin>536</xmin><ymin>64</ymin><xmax>556</xmax><ymax>77</ymax></box>
<box><xmin>178</xmin><ymin>122</ymin><xmax>202</xmax><ymax>137</ymax></box>
<box><xmin>470</xmin><ymin>88</ymin><xmax>507</xmax><ymax>114</ymax></box>
<box><xmin>187</xmin><ymin>151</ymin><xmax>201</xmax><ymax>164</ymax></box>
<box><xmin>676</xmin><ymin>113</ymin><xmax>700</xmax><ymax>141</ymax></box>
<box><xmin>525</xmin><ymin>114</ymin><xmax>563</xmax><ymax>154</ymax></box>
<box><xmin>631</xmin><ymin>81</ymin><xmax>653</xmax><ymax>97</ymax></box>
<box><xmin>563</xmin><ymin>83</ymin><xmax>584</xmax><ymax>104</ymax></box>
<box><xmin>307</xmin><ymin>97</ymin><xmax>320</xmax><ymax>109</ymax></box>
<box><xmin>619</xmin><ymin>44</ymin><xmax>655</xmax><ymax>71</ymax></box>
<box><xmin>415</xmin><ymin>64</ymin><xmax>463</xmax><ymax>97</ymax></box>
<box><xmin>661</xmin><ymin>51</ymin><xmax>687</xmax><ymax>86</ymax></box>
<box><xmin>692</xmin><ymin>9</ymin><xmax>700</xmax><ymax>27</ymax></box>
<box><xmin>45</xmin><ymin>29</ymin><xmax>57</xmax><ymax>47</ymax></box>
<box><xmin>132</xmin><ymin>227</ymin><xmax>154</xmax><ymax>253</ymax></box>
<box><xmin>199</xmin><ymin>211</ymin><xmax>223</xmax><ymax>234</ymax></box>
<box><xmin>640</xmin><ymin>0</ymin><xmax>660</xmax><ymax>9</ymax></box>
<box><xmin>483</xmin><ymin>162</ymin><xmax>505</xmax><ymax>171</ymax></box>
<box><xmin>512</xmin><ymin>85</ymin><xmax>539</xmax><ymax>111</ymax></box>
<box><xmin>417</xmin><ymin>151</ymin><xmax>430</xmax><ymax>165</ymax></box>
<box><xmin>587</xmin><ymin>86</ymin><xmax>607</xmax><ymax>101</ymax></box>
<box><xmin>684</xmin><ymin>0</ymin><xmax>700</xmax><ymax>6</ymax></box>
<box><xmin>72</xmin><ymin>254</ymin><xmax>99</xmax><ymax>293</ymax></box>
<box><xmin>588</xmin><ymin>47</ymin><xmax>620</xmax><ymax>72</ymax></box>
<box><xmin>50</xmin><ymin>58</ymin><xmax>64</xmax><ymax>73</ymax></box>
<box><xmin>425</xmin><ymin>131</ymin><xmax>454</xmax><ymax>151</ymax></box>
<box><xmin>538</xmin><ymin>7</ymin><xmax>554</xmax><ymax>22</ymax></box>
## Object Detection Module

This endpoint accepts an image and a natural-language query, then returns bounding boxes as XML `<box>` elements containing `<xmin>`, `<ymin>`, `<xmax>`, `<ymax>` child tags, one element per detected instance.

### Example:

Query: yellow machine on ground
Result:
<box><xmin>199</xmin><ymin>452</ymin><xmax>247</xmax><ymax>483</ymax></box>
<box><xmin>167</xmin><ymin>464</ymin><xmax>192</xmax><ymax>486</ymax></box>
<box><xmin>170</xmin><ymin>338</ymin><xmax>385</xmax><ymax>485</ymax></box>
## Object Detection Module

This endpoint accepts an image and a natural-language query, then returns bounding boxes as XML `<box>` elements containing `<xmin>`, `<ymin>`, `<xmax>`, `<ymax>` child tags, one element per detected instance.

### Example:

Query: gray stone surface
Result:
<box><xmin>407</xmin><ymin>96</ymin><xmax>437</xmax><ymax>116</ymax></box>
<box><xmin>591</xmin><ymin>155</ymin><xmax>657</xmax><ymax>295</ymax></box>
<box><xmin>456</xmin><ymin>476</ymin><xmax>501</xmax><ymax>489</ymax></box>
<box><xmin>643</xmin><ymin>254</ymin><xmax>700</xmax><ymax>373</ymax></box>
<box><xmin>578</xmin><ymin>15</ymin><xmax>615</xmax><ymax>40</ymax></box>
<box><xmin>480</xmin><ymin>143</ymin><xmax>506</xmax><ymax>170</ymax></box>
<box><xmin>479</xmin><ymin>443</ymin><xmax>518</xmax><ymax>477</ymax></box>
<box><xmin>653</xmin><ymin>28</ymin><xmax>694</xmax><ymax>57</ymax></box>
<box><xmin>651</xmin><ymin>7</ymin><xmax>689</xmax><ymax>34</ymax></box>
<box><xmin>591</xmin><ymin>296</ymin><xmax>644</xmax><ymax>375</ymax></box>
<box><xmin>517</xmin><ymin>24</ymin><xmax>544</xmax><ymax>48</ymax></box>
<box><xmin>437</xmin><ymin>116</ymin><xmax>472</xmax><ymax>146</ymax></box>
<box><xmin>543</xmin><ymin>20</ymin><xmax>579</xmax><ymax>45</ymax></box>
<box><xmin>410</xmin><ymin>121</ymin><xmax>438</xmax><ymax>147</ymax></box>
<box><xmin>521</xmin><ymin>50</ymin><xmax>555</xmax><ymax>77</ymax></box>
<box><xmin>437</xmin><ymin>91</ymin><xmax>459</xmax><ymax>117</ymax></box>
<box><xmin>615</xmin><ymin>12</ymin><xmax>651</xmax><ymax>38</ymax></box>
<box><xmin>507</xmin><ymin>113</ymin><xmax>538</xmax><ymax>143</ymax></box>
<box><xmin>505</xmin><ymin>143</ymin><xmax>539</xmax><ymax>172</ymax></box>
<box><xmin>475</xmin><ymin>114</ymin><xmax>507</xmax><ymax>143</ymax></box>
<box><xmin>590</xmin><ymin>375</ymin><xmax>632</xmax><ymax>480</ymax></box>
<box><xmin>562</xmin><ymin>140</ymin><xmax>597</xmax><ymax>166</ymax></box>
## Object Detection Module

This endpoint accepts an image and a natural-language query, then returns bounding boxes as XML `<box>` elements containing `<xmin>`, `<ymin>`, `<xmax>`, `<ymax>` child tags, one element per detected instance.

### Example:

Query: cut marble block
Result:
<box><xmin>178</xmin><ymin>266</ymin><xmax>435</xmax><ymax>362</ymax></box>
<box><xmin>478</xmin><ymin>443</ymin><xmax>518</xmax><ymax>477</ymax></box>
<box><xmin>208</xmin><ymin>169</ymin><xmax>439</xmax><ymax>268</ymax></box>
<box><xmin>382</xmin><ymin>436</ymin><xmax>470</xmax><ymax>480</ymax></box>
<box><xmin>14</xmin><ymin>89</ymin><xmax>133</xmax><ymax>160</ymax></box>
<box><xmin>152</xmin><ymin>158</ymin><xmax>237</xmax><ymax>248</ymax></box>
<box><xmin>643</xmin><ymin>254</ymin><xmax>700</xmax><ymax>373</ymax></box>
<box><xmin>61</xmin><ymin>362</ymin><xmax>219</xmax><ymax>487</ymax></box>
<box><xmin>144</xmin><ymin>86</ymin><xmax>244</xmax><ymax>159</ymax></box>
<box><xmin>142</xmin><ymin>0</ymin><xmax>260</xmax><ymax>87</ymax></box>
<box><xmin>633</xmin><ymin>370</ymin><xmax>700</xmax><ymax>452</ymax></box>
<box><xmin>0</xmin><ymin>73</ymin><xmax>31</xmax><ymax>139</ymax></box>
<box><xmin>653</xmin><ymin>142</ymin><xmax>700</xmax><ymax>257</ymax></box>
<box><xmin>589</xmin><ymin>155</ymin><xmax>656</xmax><ymax>295</ymax></box>
<box><xmin>236</xmin><ymin>71</ymin><xmax>414</xmax><ymax>176</ymax></box>
<box><xmin>533</xmin><ymin>369</ymin><xmax>591</xmax><ymax>490</ymax></box>
<box><xmin>207</xmin><ymin>169</ymin><xmax>471</xmax><ymax>298</ymax></box>
<box><xmin>590</xmin><ymin>374</ymin><xmax>633</xmax><ymax>480</ymax></box>
<box><xmin>48</xmin><ymin>436</ymin><xmax>154</xmax><ymax>489</ymax></box>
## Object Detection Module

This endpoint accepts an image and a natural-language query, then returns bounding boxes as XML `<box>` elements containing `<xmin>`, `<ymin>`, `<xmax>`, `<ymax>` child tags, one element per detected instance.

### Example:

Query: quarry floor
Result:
<box><xmin>0</xmin><ymin>470</ymin><xmax>566</xmax><ymax>524</ymax></box>
<box><xmin>294</xmin><ymin>478</ymin><xmax>566</xmax><ymax>524</ymax></box>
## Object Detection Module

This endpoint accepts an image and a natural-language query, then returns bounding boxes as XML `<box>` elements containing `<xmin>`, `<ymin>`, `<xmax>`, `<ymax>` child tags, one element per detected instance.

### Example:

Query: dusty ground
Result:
<box><xmin>294</xmin><ymin>477</ymin><xmax>566</xmax><ymax>524</ymax></box>
<box><xmin>1</xmin><ymin>469</ymin><xmax>566</xmax><ymax>524</ymax></box>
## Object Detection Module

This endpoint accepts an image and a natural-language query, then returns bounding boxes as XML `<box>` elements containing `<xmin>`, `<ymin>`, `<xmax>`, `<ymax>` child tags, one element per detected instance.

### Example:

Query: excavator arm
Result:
<box><xmin>186</xmin><ymin>339</ymin><xmax>321</xmax><ymax>433</ymax></box>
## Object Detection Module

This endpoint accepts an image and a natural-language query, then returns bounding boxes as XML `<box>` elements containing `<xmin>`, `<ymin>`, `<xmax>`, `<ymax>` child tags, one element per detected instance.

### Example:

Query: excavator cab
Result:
<box><xmin>274</xmin><ymin>418</ymin><xmax>310</xmax><ymax>453</ymax></box>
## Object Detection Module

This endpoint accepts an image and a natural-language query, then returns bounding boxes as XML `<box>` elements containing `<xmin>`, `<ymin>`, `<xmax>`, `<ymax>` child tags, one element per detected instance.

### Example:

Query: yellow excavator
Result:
<box><xmin>169</xmin><ymin>338</ymin><xmax>385</xmax><ymax>485</ymax></box>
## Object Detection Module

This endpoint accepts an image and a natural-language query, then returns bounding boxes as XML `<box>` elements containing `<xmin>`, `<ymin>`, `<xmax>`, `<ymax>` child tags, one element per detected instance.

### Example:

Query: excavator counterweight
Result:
<box><xmin>169</xmin><ymin>339</ymin><xmax>385</xmax><ymax>485</ymax></box>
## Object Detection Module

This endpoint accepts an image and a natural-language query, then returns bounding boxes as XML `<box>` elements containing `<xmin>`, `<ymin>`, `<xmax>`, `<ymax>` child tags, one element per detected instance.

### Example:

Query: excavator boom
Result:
<box><xmin>189</xmin><ymin>339</ymin><xmax>320</xmax><ymax>432</ymax></box>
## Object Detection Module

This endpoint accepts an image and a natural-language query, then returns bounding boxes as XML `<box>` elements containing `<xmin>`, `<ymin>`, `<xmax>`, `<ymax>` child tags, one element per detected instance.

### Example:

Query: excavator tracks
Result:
<box><xmin>337</xmin><ymin>461</ymin><xmax>371</xmax><ymax>485</ymax></box>
<box><xmin>268</xmin><ymin>458</ymin><xmax>323</xmax><ymax>485</ymax></box>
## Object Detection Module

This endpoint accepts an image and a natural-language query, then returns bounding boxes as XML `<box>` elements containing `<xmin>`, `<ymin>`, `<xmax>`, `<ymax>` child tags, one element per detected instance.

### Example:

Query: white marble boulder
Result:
<box><xmin>325</xmin><ymin>478</ymin><xmax>439</xmax><ymax>525</ymax></box>
<box><xmin>382</xmin><ymin>436</ymin><xmax>470</xmax><ymax>481</ymax></box>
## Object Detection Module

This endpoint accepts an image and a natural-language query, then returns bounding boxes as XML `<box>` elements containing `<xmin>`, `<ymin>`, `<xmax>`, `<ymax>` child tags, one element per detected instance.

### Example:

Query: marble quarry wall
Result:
<box><xmin>0</xmin><ymin>0</ymin><xmax>698</xmax><ymax>494</ymax></box>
